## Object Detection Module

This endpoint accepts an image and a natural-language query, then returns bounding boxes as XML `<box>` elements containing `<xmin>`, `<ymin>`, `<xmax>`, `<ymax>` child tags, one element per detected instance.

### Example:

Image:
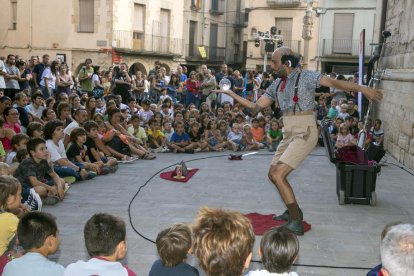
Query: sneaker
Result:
<box><xmin>194</xmin><ymin>147</ymin><xmax>202</xmax><ymax>153</ymax></box>
<box><xmin>118</xmin><ymin>156</ymin><xmax>134</xmax><ymax>164</ymax></box>
<box><xmin>107</xmin><ymin>164</ymin><xmax>118</xmax><ymax>173</ymax></box>
<box><xmin>100</xmin><ymin>166</ymin><xmax>110</xmax><ymax>175</ymax></box>
<box><xmin>161</xmin><ymin>147</ymin><xmax>170</xmax><ymax>153</ymax></box>
<box><xmin>24</xmin><ymin>188</ymin><xmax>42</xmax><ymax>211</ymax></box>
<box><xmin>43</xmin><ymin>196</ymin><xmax>59</xmax><ymax>206</ymax></box>
<box><xmin>152</xmin><ymin>147</ymin><xmax>162</xmax><ymax>153</ymax></box>
<box><xmin>63</xmin><ymin>176</ymin><xmax>77</xmax><ymax>184</ymax></box>
<box><xmin>86</xmin><ymin>171</ymin><xmax>97</xmax><ymax>180</ymax></box>
<box><xmin>64</xmin><ymin>183</ymin><xmax>70</xmax><ymax>194</ymax></box>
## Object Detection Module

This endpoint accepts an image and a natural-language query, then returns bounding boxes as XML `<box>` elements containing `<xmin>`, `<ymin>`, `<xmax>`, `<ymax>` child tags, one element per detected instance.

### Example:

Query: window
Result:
<box><xmin>133</xmin><ymin>4</ymin><xmax>145</xmax><ymax>33</ymax></box>
<box><xmin>275</xmin><ymin>17</ymin><xmax>293</xmax><ymax>41</ymax></box>
<box><xmin>79</xmin><ymin>0</ymin><xmax>94</xmax><ymax>33</ymax></box>
<box><xmin>10</xmin><ymin>0</ymin><xmax>17</xmax><ymax>30</ymax></box>
<box><xmin>333</xmin><ymin>13</ymin><xmax>354</xmax><ymax>54</ymax></box>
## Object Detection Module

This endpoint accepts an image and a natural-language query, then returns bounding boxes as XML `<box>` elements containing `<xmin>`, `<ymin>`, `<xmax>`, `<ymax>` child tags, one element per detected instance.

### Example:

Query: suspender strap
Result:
<box><xmin>293</xmin><ymin>73</ymin><xmax>302</xmax><ymax>114</ymax></box>
<box><xmin>274</xmin><ymin>80</ymin><xmax>282</xmax><ymax>109</ymax></box>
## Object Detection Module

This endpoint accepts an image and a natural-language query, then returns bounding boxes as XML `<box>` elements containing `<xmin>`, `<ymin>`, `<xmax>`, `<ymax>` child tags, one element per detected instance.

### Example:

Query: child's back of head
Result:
<box><xmin>260</xmin><ymin>228</ymin><xmax>299</xmax><ymax>274</ymax></box>
<box><xmin>84</xmin><ymin>213</ymin><xmax>126</xmax><ymax>259</ymax></box>
<box><xmin>17</xmin><ymin>212</ymin><xmax>58</xmax><ymax>253</ymax></box>
<box><xmin>192</xmin><ymin>207</ymin><xmax>255</xmax><ymax>276</ymax></box>
<box><xmin>156</xmin><ymin>223</ymin><xmax>192</xmax><ymax>267</ymax></box>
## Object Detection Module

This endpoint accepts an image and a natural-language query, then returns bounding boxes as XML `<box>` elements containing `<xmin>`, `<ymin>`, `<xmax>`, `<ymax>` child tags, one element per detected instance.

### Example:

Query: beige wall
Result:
<box><xmin>245</xmin><ymin>0</ymin><xmax>319</xmax><ymax>71</ymax></box>
<box><xmin>374</xmin><ymin>0</ymin><xmax>414</xmax><ymax>169</ymax></box>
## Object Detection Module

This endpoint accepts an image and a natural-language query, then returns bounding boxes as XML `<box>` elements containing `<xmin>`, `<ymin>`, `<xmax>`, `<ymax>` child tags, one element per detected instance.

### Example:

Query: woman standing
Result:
<box><xmin>185</xmin><ymin>71</ymin><xmax>201</xmax><ymax>108</ymax></box>
<box><xmin>56</xmin><ymin>63</ymin><xmax>73</xmax><ymax>98</ymax></box>
<box><xmin>40</xmin><ymin>60</ymin><xmax>59</xmax><ymax>99</ymax></box>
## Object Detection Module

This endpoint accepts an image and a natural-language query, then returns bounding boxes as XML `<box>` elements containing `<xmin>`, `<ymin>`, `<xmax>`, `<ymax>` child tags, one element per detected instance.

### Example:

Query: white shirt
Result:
<box><xmin>246</xmin><ymin>269</ymin><xmax>299</xmax><ymax>276</ymax></box>
<box><xmin>63</xmin><ymin>258</ymin><xmax>130</xmax><ymax>276</ymax></box>
<box><xmin>3</xmin><ymin>252</ymin><xmax>65</xmax><ymax>276</ymax></box>
<box><xmin>64</xmin><ymin>120</ymin><xmax>80</xmax><ymax>136</ymax></box>
<box><xmin>25</xmin><ymin>103</ymin><xmax>45</xmax><ymax>118</ymax></box>
<box><xmin>92</xmin><ymin>74</ymin><xmax>100</xmax><ymax>87</ymax></box>
<box><xmin>0</xmin><ymin>60</ymin><xmax>6</xmax><ymax>89</ymax></box>
<box><xmin>40</xmin><ymin>67</ymin><xmax>56</xmax><ymax>89</ymax></box>
<box><xmin>46</xmin><ymin>139</ymin><xmax>67</xmax><ymax>162</ymax></box>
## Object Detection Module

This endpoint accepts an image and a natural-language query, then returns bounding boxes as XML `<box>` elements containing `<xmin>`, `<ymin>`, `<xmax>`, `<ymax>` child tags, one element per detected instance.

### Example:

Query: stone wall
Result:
<box><xmin>376</xmin><ymin>0</ymin><xmax>414</xmax><ymax>169</ymax></box>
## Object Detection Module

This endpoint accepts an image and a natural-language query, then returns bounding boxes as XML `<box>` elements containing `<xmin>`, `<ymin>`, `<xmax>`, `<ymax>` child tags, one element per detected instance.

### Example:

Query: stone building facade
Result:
<box><xmin>374</xmin><ymin>0</ymin><xmax>414</xmax><ymax>169</ymax></box>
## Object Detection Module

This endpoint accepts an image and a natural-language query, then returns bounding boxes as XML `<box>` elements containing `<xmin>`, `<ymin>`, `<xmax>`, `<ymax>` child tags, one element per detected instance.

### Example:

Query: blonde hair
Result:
<box><xmin>0</xmin><ymin>175</ymin><xmax>20</xmax><ymax>210</ymax></box>
<box><xmin>192</xmin><ymin>207</ymin><xmax>255</xmax><ymax>276</ymax></box>
<box><xmin>0</xmin><ymin>162</ymin><xmax>10</xmax><ymax>176</ymax></box>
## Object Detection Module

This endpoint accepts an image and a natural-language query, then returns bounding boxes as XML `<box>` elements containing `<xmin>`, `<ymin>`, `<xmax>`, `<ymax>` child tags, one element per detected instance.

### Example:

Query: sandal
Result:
<box><xmin>140</xmin><ymin>153</ymin><xmax>156</xmax><ymax>160</ymax></box>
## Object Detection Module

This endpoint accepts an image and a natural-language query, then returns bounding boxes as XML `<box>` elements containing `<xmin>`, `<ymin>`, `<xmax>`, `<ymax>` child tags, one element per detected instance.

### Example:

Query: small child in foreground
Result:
<box><xmin>246</xmin><ymin>228</ymin><xmax>299</xmax><ymax>276</ymax></box>
<box><xmin>149</xmin><ymin>223</ymin><xmax>199</xmax><ymax>276</ymax></box>
<box><xmin>3</xmin><ymin>212</ymin><xmax>65</xmax><ymax>276</ymax></box>
<box><xmin>63</xmin><ymin>213</ymin><xmax>136</xmax><ymax>276</ymax></box>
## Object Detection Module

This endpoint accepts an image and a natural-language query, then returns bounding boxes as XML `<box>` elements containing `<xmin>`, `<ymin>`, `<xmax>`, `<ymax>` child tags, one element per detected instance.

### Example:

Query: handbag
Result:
<box><xmin>92</xmin><ymin>87</ymin><xmax>104</xmax><ymax>98</ymax></box>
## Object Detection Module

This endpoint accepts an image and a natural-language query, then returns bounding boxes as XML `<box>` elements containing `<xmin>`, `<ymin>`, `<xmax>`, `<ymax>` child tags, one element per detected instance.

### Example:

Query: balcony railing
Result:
<box><xmin>267</xmin><ymin>0</ymin><xmax>301</xmax><ymax>7</ymax></box>
<box><xmin>186</xmin><ymin>45</ymin><xmax>226</xmax><ymax>62</ymax></box>
<box><xmin>113</xmin><ymin>30</ymin><xmax>183</xmax><ymax>55</ymax></box>
<box><xmin>322</xmin><ymin>39</ymin><xmax>372</xmax><ymax>57</ymax></box>
<box><xmin>234</xmin><ymin>12</ymin><xmax>248</xmax><ymax>28</ymax></box>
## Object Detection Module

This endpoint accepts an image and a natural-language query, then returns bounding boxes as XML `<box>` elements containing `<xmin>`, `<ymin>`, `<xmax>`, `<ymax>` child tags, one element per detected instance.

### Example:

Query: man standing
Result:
<box><xmin>215</xmin><ymin>63</ymin><xmax>228</xmax><ymax>84</ymax></box>
<box><xmin>4</xmin><ymin>55</ymin><xmax>20</xmax><ymax>99</ymax></box>
<box><xmin>77</xmin><ymin>58</ymin><xmax>94</xmax><ymax>96</ymax></box>
<box><xmin>113</xmin><ymin>62</ymin><xmax>132</xmax><ymax>104</ymax></box>
<box><xmin>32</xmin><ymin>54</ymin><xmax>49</xmax><ymax>90</ymax></box>
<box><xmin>0</xmin><ymin>57</ymin><xmax>6</xmax><ymax>95</ymax></box>
<box><xmin>201</xmin><ymin>69</ymin><xmax>217</xmax><ymax>110</ymax></box>
<box><xmin>215</xmin><ymin>47</ymin><xmax>382</xmax><ymax>235</ymax></box>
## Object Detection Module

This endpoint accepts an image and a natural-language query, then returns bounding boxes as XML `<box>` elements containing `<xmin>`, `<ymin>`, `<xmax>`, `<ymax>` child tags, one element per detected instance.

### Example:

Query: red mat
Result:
<box><xmin>160</xmin><ymin>169</ymin><xmax>199</xmax><ymax>183</ymax></box>
<box><xmin>244</xmin><ymin>213</ymin><xmax>311</xmax><ymax>235</ymax></box>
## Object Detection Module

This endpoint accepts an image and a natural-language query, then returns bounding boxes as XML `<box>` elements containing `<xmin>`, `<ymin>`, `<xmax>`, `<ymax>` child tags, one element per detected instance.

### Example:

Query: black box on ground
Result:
<box><xmin>321</xmin><ymin>125</ymin><xmax>380</xmax><ymax>205</ymax></box>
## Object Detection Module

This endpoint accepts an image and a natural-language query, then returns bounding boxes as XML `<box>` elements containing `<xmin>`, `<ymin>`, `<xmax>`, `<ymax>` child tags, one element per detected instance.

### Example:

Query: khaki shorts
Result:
<box><xmin>271</xmin><ymin>113</ymin><xmax>318</xmax><ymax>169</ymax></box>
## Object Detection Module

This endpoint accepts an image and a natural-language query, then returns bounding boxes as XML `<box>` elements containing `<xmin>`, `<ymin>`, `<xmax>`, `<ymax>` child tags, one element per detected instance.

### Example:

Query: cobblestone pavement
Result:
<box><xmin>45</xmin><ymin>147</ymin><xmax>414</xmax><ymax>276</ymax></box>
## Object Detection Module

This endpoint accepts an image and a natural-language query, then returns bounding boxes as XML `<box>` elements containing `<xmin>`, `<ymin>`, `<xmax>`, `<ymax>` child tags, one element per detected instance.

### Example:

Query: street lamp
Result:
<box><xmin>254</xmin><ymin>27</ymin><xmax>283</xmax><ymax>72</ymax></box>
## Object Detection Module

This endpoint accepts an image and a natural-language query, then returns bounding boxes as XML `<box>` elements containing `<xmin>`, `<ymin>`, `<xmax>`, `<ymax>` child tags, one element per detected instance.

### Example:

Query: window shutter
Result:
<box><xmin>333</xmin><ymin>13</ymin><xmax>354</xmax><ymax>53</ymax></box>
<box><xmin>79</xmin><ymin>0</ymin><xmax>94</xmax><ymax>33</ymax></box>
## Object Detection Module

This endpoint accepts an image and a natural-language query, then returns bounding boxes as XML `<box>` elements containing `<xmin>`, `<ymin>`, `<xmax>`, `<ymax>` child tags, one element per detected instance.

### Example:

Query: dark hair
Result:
<box><xmin>0</xmin><ymin>176</ymin><xmax>20</xmax><ymax>210</ymax></box>
<box><xmin>31</xmin><ymin>91</ymin><xmax>43</xmax><ymax>102</ymax></box>
<box><xmin>174</xmin><ymin>120</ymin><xmax>184</xmax><ymax>128</ymax></box>
<box><xmin>127</xmin><ymin>97</ymin><xmax>136</xmax><ymax>103</ymax></box>
<box><xmin>141</xmin><ymin>99</ymin><xmax>150</xmax><ymax>106</ymax></box>
<box><xmin>281</xmin><ymin>54</ymin><xmax>300</xmax><ymax>68</ymax></box>
<box><xmin>17</xmin><ymin>212</ymin><xmax>58</xmax><ymax>250</ymax></box>
<box><xmin>130</xmin><ymin>114</ymin><xmax>140</xmax><ymax>121</ymax></box>
<box><xmin>84</xmin><ymin>213</ymin><xmax>126</xmax><ymax>256</ymax></box>
<box><xmin>41</xmin><ymin>108</ymin><xmax>55</xmax><ymax>121</ymax></box>
<box><xmin>27</xmin><ymin>138</ymin><xmax>46</xmax><ymax>157</ymax></box>
<box><xmin>0</xmin><ymin>96</ymin><xmax>12</xmax><ymax>103</ymax></box>
<box><xmin>3</xmin><ymin>106</ymin><xmax>17</xmax><ymax>118</ymax></box>
<box><xmin>57</xmin><ymin>102</ymin><xmax>71</xmax><ymax>116</ymax></box>
<box><xmin>70</xmin><ymin>127</ymin><xmax>87</xmax><ymax>143</ymax></box>
<box><xmin>156</xmin><ymin>224</ymin><xmax>192</xmax><ymax>267</ymax></box>
<box><xmin>26</xmin><ymin>122</ymin><xmax>43</xmax><ymax>138</ymax></box>
<box><xmin>83</xmin><ymin>120</ymin><xmax>99</xmax><ymax>133</ymax></box>
<box><xmin>260</xmin><ymin>228</ymin><xmax>299</xmax><ymax>273</ymax></box>
<box><xmin>93</xmin><ymin>65</ymin><xmax>100</xmax><ymax>75</ymax></box>
<box><xmin>11</xmin><ymin>133</ymin><xmax>29</xmax><ymax>148</ymax></box>
<box><xmin>0</xmin><ymin>117</ymin><xmax>3</xmax><ymax>128</ymax></box>
<box><xmin>16</xmin><ymin>149</ymin><xmax>29</xmax><ymax>163</ymax></box>
<box><xmin>43</xmin><ymin>120</ymin><xmax>64</xmax><ymax>140</ymax></box>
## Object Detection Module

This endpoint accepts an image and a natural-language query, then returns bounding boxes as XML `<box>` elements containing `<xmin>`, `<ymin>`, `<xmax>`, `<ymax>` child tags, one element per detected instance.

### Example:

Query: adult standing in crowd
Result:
<box><xmin>4</xmin><ymin>55</ymin><xmax>20</xmax><ymax>99</ymax></box>
<box><xmin>77</xmin><ymin>58</ymin><xmax>94</xmax><ymax>96</ymax></box>
<box><xmin>113</xmin><ymin>62</ymin><xmax>132</xmax><ymax>104</ymax></box>
<box><xmin>40</xmin><ymin>60</ymin><xmax>59</xmax><ymax>99</ymax></box>
<box><xmin>0</xmin><ymin>57</ymin><xmax>6</xmax><ymax>95</ymax></box>
<box><xmin>215</xmin><ymin>47</ymin><xmax>383</xmax><ymax>235</ymax></box>
<box><xmin>32</xmin><ymin>54</ymin><xmax>49</xmax><ymax>91</ymax></box>
<box><xmin>56</xmin><ymin>63</ymin><xmax>73</xmax><ymax>98</ymax></box>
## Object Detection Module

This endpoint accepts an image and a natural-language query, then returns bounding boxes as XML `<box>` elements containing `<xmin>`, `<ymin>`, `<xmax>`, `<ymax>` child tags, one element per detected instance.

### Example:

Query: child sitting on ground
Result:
<box><xmin>169</xmin><ymin>121</ymin><xmax>194</xmax><ymax>153</ymax></box>
<box><xmin>204</xmin><ymin>119</ymin><xmax>226</xmax><ymax>152</ymax></box>
<box><xmin>63</xmin><ymin>213</ymin><xmax>137</xmax><ymax>276</ymax></box>
<box><xmin>138</xmin><ymin>99</ymin><xmax>153</xmax><ymax>127</ymax></box>
<box><xmin>243</xmin><ymin>124</ymin><xmax>264</xmax><ymax>151</ymax></box>
<box><xmin>162</xmin><ymin>121</ymin><xmax>174</xmax><ymax>145</ymax></box>
<box><xmin>267</xmin><ymin>119</ymin><xmax>283</xmax><ymax>152</ymax></box>
<box><xmin>3</xmin><ymin>212</ymin><xmax>65</xmax><ymax>276</ymax></box>
<box><xmin>83</xmin><ymin>121</ymin><xmax>118</xmax><ymax>173</ymax></box>
<box><xmin>192</xmin><ymin>207</ymin><xmax>255</xmax><ymax>276</ymax></box>
<box><xmin>149</xmin><ymin>223</ymin><xmax>199</xmax><ymax>276</ymax></box>
<box><xmin>246</xmin><ymin>228</ymin><xmax>299</xmax><ymax>276</ymax></box>
<box><xmin>6</xmin><ymin>134</ymin><xmax>29</xmax><ymax>166</ymax></box>
<box><xmin>0</xmin><ymin>176</ymin><xmax>21</xmax><ymax>274</ymax></box>
<box><xmin>66</xmin><ymin>127</ymin><xmax>100</xmax><ymax>177</ymax></box>
<box><xmin>14</xmin><ymin>138</ymin><xmax>66</xmax><ymax>208</ymax></box>
<box><xmin>188</xmin><ymin>121</ymin><xmax>208</xmax><ymax>152</ymax></box>
<box><xmin>128</xmin><ymin>114</ymin><xmax>148</xmax><ymax>149</ymax></box>
<box><xmin>251</xmin><ymin>118</ymin><xmax>265</xmax><ymax>144</ymax></box>
<box><xmin>147</xmin><ymin>118</ymin><xmax>168</xmax><ymax>153</ymax></box>
<box><xmin>227</xmin><ymin>123</ymin><xmax>243</xmax><ymax>152</ymax></box>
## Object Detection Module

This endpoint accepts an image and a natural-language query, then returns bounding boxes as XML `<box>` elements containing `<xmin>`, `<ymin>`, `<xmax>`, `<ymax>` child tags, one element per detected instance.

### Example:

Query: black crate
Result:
<box><xmin>321</xmin><ymin>125</ymin><xmax>380</xmax><ymax>205</ymax></box>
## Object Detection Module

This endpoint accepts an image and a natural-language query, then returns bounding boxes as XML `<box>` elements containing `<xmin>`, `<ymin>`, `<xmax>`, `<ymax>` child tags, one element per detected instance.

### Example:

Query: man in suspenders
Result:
<box><xmin>215</xmin><ymin>47</ymin><xmax>382</xmax><ymax>235</ymax></box>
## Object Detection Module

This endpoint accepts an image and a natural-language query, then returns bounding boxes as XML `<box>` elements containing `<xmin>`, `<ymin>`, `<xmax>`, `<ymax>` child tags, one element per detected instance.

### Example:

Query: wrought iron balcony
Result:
<box><xmin>322</xmin><ymin>39</ymin><xmax>372</xmax><ymax>57</ymax></box>
<box><xmin>210</xmin><ymin>0</ymin><xmax>225</xmax><ymax>15</ymax></box>
<box><xmin>260</xmin><ymin>40</ymin><xmax>302</xmax><ymax>56</ymax></box>
<box><xmin>113</xmin><ymin>30</ymin><xmax>183</xmax><ymax>56</ymax></box>
<box><xmin>267</xmin><ymin>0</ymin><xmax>301</xmax><ymax>7</ymax></box>
<box><xmin>186</xmin><ymin>44</ymin><xmax>226</xmax><ymax>62</ymax></box>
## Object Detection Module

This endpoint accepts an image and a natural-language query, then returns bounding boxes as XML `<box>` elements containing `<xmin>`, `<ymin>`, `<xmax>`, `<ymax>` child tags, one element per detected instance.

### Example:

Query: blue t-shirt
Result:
<box><xmin>148</xmin><ymin>259</ymin><xmax>199</xmax><ymax>276</ymax></box>
<box><xmin>170</xmin><ymin>132</ymin><xmax>190</xmax><ymax>143</ymax></box>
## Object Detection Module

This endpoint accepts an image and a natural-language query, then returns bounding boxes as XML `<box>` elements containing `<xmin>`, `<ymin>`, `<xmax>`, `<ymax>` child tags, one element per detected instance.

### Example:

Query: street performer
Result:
<box><xmin>214</xmin><ymin>47</ymin><xmax>383</xmax><ymax>235</ymax></box>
